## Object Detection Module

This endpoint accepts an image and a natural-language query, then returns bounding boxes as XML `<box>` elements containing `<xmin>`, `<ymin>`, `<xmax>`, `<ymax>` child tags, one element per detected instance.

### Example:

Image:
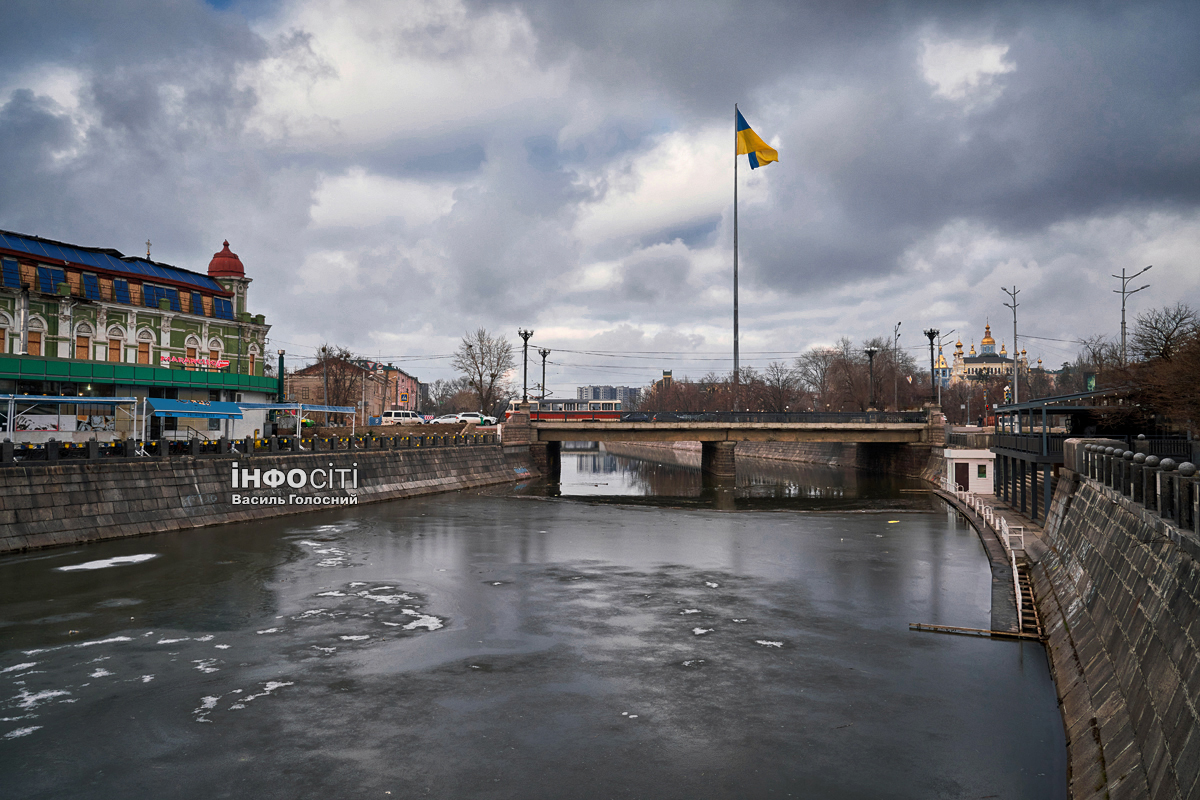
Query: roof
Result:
<box><xmin>0</xmin><ymin>229</ymin><xmax>230</xmax><ymax>295</ymax></box>
<box><xmin>145</xmin><ymin>399</ymin><xmax>244</xmax><ymax>419</ymax></box>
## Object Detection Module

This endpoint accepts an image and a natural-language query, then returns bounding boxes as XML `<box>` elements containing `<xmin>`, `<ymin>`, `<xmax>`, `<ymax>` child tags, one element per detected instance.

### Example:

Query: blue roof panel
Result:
<box><xmin>0</xmin><ymin>229</ymin><xmax>227</xmax><ymax>293</ymax></box>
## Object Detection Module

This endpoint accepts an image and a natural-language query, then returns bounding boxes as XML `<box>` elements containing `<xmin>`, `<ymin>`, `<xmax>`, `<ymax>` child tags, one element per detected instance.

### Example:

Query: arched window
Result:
<box><xmin>0</xmin><ymin>310</ymin><xmax>10</xmax><ymax>354</ymax></box>
<box><xmin>247</xmin><ymin>344</ymin><xmax>260</xmax><ymax>376</ymax></box>
<box><xmin>107</xmin><ymin>326</ymin><xmax>125</xmax><ymax>362</ymax></box>
<box><xmin>27</xmin><ymin>316</ymin><xmax>46</xmax><ymax>357</ymax></box>
<box><xmin>208</xmin><ymin>338</ymin><xmax>223</xmax><ymax>370</ymax></box>
<box><xmin>74</xmin><ymin>322</ymin><xmax>93</xmax><ymax>360</ymax></box>
<box><xmin>136</xmin><ymin>328</ymin><xmax>155</xmax><ymax>364</ymax></box>
<box><xmin>184</xmin><ymin>334</ymin><xmax>201</xmax><ymax>370</ymax></box>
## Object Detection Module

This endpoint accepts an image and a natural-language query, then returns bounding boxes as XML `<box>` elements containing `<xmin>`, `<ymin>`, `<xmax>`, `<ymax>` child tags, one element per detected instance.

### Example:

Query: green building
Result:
<box><xmin>0</xmin><ymin>230</ymin><xmax>275</xmax><ymax>441</ymax></box>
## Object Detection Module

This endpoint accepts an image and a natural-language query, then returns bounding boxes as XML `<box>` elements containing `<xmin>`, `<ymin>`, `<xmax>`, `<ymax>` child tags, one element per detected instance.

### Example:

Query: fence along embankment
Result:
<box><xmin>1033</xmin><ymin>440</ymin><xmax>1200</xmax><ymax>800</ymax></box>
<box><xmin>0</xmin><ymin>438</ymin><xmax>536</xmax><ymax>554</ymax></box>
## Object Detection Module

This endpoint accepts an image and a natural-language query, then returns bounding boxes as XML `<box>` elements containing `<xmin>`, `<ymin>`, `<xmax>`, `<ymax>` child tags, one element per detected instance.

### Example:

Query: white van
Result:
<box><xmin>381</xmin><ymin>410</ymin><xmax>425</xmax><ymax>426</ymax></box>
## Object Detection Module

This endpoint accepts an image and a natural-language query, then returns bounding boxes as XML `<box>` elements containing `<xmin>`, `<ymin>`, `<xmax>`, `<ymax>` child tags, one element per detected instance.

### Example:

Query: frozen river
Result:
<box><xmin>1</xmin><ymin>450</ymin><xmax>1066</xmax><ymax>799</ymax></box>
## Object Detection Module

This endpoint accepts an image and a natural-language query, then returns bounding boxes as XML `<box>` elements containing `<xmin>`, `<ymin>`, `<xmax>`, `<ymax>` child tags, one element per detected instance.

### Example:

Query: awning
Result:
<box><xmin>145</xmin><ymin>399</ymin><xmax>244</xmax><ymax>419</ymax></box>
<box><xmin>0</xmin><ymin>395</ymin><xmax>137</xmax><ymax>405</ymax></box>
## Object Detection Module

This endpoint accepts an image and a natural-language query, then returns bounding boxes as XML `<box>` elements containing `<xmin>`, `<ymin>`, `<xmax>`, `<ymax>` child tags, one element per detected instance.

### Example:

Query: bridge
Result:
<box><xmin>502</xmin><ymin>409</ymin><xmax>938</xmax><ymax>479</ymax></box>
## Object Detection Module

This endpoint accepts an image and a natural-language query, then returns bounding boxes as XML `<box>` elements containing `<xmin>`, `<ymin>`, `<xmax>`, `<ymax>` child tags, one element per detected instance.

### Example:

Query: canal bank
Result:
<box><xmin>0</xmin><ymin>443</ymin><xmax>536</xmax><ymax>554</ymax></box>
<box><xmin>939</xmin><ymin>442</ymin><xmax>1200</xmax><ymax>800</ymax></box>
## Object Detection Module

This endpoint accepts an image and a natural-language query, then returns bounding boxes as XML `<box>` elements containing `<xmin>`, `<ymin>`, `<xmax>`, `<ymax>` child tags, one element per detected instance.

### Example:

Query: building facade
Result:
<box><xmin>0</xmin><ymin>231</ymin><xmax>275</xmax><ymax>441</ymax></box>
<box><xmin>577</xmin><ymin>385</ymin><xmax>641</xmax><ymax>406</ymax></box>
<box><xmin>938</xmin><ymin>323</ymin><xmax>1032</xmax><ymax>387</ymax></box>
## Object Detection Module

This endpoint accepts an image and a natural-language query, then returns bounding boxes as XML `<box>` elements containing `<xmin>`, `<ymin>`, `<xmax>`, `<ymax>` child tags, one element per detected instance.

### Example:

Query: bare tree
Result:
<box><xmin>452</xmin><ymin>329</ymin><xmax>515</xmax><ymax>415</ymax></box>
<box><xmin>1132</xmin><ymin>303</ymin><xmax>1198</xmax><ymax>361</ymax></box>
<box><xmin>313</xmin><ymin>343</ymin><xmax>364</xmax><ymax>425</ymax></box>
<box><xmin>795</xmin><ymin>347</ymin><xmax>839</xmax><ymax>410</ymax></box>
<box><xmin>757</xmin><ymin>361</ymin><xmax>801</xmax><ymax>412</ymax></box>
<box><xmin>423</xmin><ymin>377</ymin><xmax>470</xmax><ymax>415</ymax></box>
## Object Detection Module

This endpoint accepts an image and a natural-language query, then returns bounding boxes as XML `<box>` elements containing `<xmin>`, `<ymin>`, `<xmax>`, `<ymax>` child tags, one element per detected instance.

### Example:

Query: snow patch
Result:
<box><xmin>756</xmin><ymin>640</ymin><xmax>783</xmax><ymax>648</ymax></box>
<box><xmin>680</xmin><ymin>609</ymin><xmax>700</xmax><ymax>615</ymax></box>
<box><xmin>89</xmin><ymin>668</ymin><xmax>112</xmax><ymax>678</ymax></box>
<box><xmin>156</xmin><ymin>637</ymin><xmax>189</xmax><ymax>645</ymax></box>
<box><xmin>401</xmin><ymin>615</ymin><xmax>444</xmax><ymax>631</ymax></box>
<box><xmin>74</xmin><ymin>636</ymin><xmax>133</xmax><ymax>648</ymax></box>
<box><xmin>339</xmin><ymin>635</ymin><xmax>369</xmax><ymax>641</ymax></box>
<box><xmin>14</xmin><ymin>689</ymin><xmax>70</xmax><ymax>709</ymax></box>
<box><xmin>255</xmin><ymin>628</ymin><xmax>280</xmax><ymax>635</ymax></box>
<box><xmin>192</xmin><ymin>659</ymin><xmax>219</xmax><ymax>674</ymax></box>
<box><xmin>692</xmin><ymin>628</ymin><xmax>713</xmax><ymax>636</ymax></box>
<box><xmin>315</xmin><ymin>591</ymin><xmax>346</xmax><ymax>597</ymax></box>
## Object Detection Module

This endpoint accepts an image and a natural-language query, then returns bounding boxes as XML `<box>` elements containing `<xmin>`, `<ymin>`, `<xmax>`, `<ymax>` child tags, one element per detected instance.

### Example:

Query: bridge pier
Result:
<box><xmin>529</xmin><ymin>441</ymin><xmax>561</xmax><ymax>483</ymax></box>
<box><xmin>701</xmin><ymin>441</ymin><xmax>736</xmax><ymax>480</ymax></box>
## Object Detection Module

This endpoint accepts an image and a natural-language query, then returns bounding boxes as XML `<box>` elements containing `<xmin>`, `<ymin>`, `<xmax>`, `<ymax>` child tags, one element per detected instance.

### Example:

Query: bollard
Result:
<box><xmin>1157</xmin><ymin>459</ymin><xmax>1176</xmax><ymax>519</ymax></box>
<box><xmin>189</xmin><ymin>438</ymin><xmax>201</xmax><ymax>457</ymax></box>
<box><xmin>269</xmin><ymin>435</ymin><xmax>279</xmax><ymax>453</ymax></box>
<box><xmin>87</xmin><ymin>440</ymin><xmax>100</xmax><ymax>460</ymax></box>
<box><xmin>46</xmin><ymin>438</ymin><xmax>59</xmax><ymax>462</ymax></box>
<box><xmin>1145</xmin><ymin>456</ymin><xmax>1160</xmax><ymax>511</ymax></box>
<box><xmin>1122</xmin><ymin>450</ymin><xmax>1134</xmax><ymax>497</ymax></box>
<box><xmin>244</xmin><ymin>436</ymin><xmax>254</xmax><ymax>456</ymax></box>
<box><xmin>1</xmin><ymin>440</ymin><xmax>12</xmax><ymax>463</ymax></box>
<box><xmin>1132</xmin><ymin>453</ymin><xmax>1146</xmax><ymax>504</ymax></box>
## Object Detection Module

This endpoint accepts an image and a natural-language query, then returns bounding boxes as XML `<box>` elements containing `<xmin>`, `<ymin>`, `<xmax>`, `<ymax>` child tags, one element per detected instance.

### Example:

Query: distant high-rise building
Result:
<box><xmin>576</xmin><ymin>385</ymin><xmax>640</xmax><ymax>406</ymax></box>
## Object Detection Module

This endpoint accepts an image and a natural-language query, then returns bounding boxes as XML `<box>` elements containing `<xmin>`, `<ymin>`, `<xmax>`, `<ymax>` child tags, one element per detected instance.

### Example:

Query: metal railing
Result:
<box><xmin>0</xmin><ymin>432</ymin><xmax>501</xmax><ymax>464</ymax></box>
<box><xmin>941</xmin><ymin>475</ymin><xmax>1025</xmax><ymax>633</ymax></box>
<box><xmin>618</xmin><ymin>410</ymin><xmax>929</xmax><ymax>424</ymax></box>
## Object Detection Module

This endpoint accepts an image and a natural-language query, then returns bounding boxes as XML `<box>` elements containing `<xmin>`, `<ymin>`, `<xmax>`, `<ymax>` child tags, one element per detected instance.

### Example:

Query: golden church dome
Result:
<box><xmin>981</xmin><ymin>324</ymin><xmax>995</xmax><ymax>346</ymax></box>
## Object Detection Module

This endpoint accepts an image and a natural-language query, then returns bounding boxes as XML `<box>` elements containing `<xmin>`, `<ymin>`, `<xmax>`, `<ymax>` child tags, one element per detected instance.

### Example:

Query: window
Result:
<box><xmin>191</xmin><ymin>292</ymin><xmax>203</xmax><ymax>315</ymax></box>
<box><xmin>108</xmin><ymin>339</ymin><xmax>121</xmax><ymax>362</ymax></box>
<box><xmin>209</xmin><ymin>349</ymin><xmax>220</xmax><ymax>369</ymax></box>
<box><xmin>213</xmin><ymin>297</ymin><xmax>234</xmax><ymax>320</ymax></box>
<box><xmin>248</xmin><ymin>354</ymin><xmax>255</xmax><ymax>375</ymax></box>
<box><xmin>301</xmin><ymin>387</ymin><xmax>310</xmax><ymax>400</ymax></box>
<box><xmin>36</xmin><ymin>266</ymin><xmax>66</xmax><ymax>294</ymax></box>
<box><xmin>114</xmin><ymin>279</ymin><xmax>131</xmax><ymax>304</ymax></box>
<box><xmin>143</xmin><ymin>284</ymin><xmax>181</xmax><ymax>312</ymax></box>
<box><xmin>82</xmin><ymin>274</ymin><xmax>101</xmax><ymax>300</ymax></box>
<box><xmin>978</xmin><ymin>464</ymin><xmax>987</xmax><ymax>479</ymax></box>
<box><xmin>1</xmin><ymin>258</ymin><xmax>19</xmax><ymax>288</ymax></box>
<box><xmin>186</xmin><ymin>346</ymin><xmax>197</xmax><ymax>370</ymax></box>
<box><xmin>28</xmin><ymin>331</ymin><xmax>41</xmax><ymax>356</ymax></box>
<box><xmin>75</xmin><ymin>336</ymin><xmax>90</xmax><ymax>360</ymax></box>
<box><xmin>138</xmin><ymin>342</ymin><xmax>150</xmax><ymax>364</ymax></box>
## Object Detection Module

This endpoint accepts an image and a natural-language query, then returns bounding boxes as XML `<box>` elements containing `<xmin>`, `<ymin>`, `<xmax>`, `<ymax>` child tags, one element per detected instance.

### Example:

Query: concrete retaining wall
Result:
<box><xmin>1034</xmin><ymin>469</ymin><xmax>1200</xmax><ymax>800</ymax></box>
<box><xmin>0</xmin><ymin>445</ymin><xmax>535</xmax><ymax>554</ymax></box>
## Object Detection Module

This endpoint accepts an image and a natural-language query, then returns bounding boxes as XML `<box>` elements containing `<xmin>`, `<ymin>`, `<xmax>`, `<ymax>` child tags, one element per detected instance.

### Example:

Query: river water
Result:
<box><xmin>1</xmin><ymin>449</ymin><xmax>1066</xmax><ymax>799</ymax></box>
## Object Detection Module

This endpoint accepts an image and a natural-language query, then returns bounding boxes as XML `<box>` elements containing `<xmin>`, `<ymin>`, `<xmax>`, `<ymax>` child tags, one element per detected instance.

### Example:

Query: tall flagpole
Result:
<box><xmin>733</xmin><ymin>103</ymin><xmax>739</xmax><ymax>410</ymax></box>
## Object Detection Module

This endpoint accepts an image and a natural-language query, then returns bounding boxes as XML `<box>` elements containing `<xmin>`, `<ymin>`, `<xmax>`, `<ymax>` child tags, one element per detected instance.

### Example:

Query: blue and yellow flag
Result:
<box><xmin>736</xmin><ymin>109</ymin><xmax>778</xmax><ymax>169</ymax></box>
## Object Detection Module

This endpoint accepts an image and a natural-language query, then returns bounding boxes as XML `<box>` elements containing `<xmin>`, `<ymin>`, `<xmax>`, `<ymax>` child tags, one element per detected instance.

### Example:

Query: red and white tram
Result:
<box><xmin>504</xmin><ymin>399</ymin><xmax>623</xmax><ymax>421</ymax></box>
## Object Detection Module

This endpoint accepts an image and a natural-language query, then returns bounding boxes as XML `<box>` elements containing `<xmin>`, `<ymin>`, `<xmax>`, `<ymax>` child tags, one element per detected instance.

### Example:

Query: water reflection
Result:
<box><xmin>523</xmin><ymin>444</ymin><xmax>930</xmax><ymax>512</ymax></box>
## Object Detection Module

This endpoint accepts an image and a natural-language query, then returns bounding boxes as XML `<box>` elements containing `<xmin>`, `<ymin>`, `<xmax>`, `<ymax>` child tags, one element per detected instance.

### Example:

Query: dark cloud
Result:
<box><xmin>1</xmin><ymin>0</ymin><xmax>1198</xmax><ymax>390</ymax></box>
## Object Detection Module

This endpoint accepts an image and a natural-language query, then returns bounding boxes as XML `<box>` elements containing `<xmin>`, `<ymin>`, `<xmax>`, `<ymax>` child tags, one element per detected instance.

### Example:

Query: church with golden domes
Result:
<box><xmin>933</xmin><ymin>323</ymin><xmax>1035</xmax><ymax>388</ymax></box>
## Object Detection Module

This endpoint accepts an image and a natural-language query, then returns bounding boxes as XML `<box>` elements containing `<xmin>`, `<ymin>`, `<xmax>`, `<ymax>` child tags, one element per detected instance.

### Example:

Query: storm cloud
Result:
<box><xmin>1</xmin><ymin>0</ymin><xmax>1198</xmax><ymax>389</ymax></box>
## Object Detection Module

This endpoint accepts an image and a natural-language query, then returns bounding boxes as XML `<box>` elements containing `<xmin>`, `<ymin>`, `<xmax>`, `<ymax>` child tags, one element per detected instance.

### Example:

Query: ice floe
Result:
<box><xmin>3</xmin><ymin>726</ymin><xmax>42</xmax><ymax>739</ymax></box>
<box><xmin>88</xmin><ymin>668</ymin><xmax>112</xmax><ymax>678</ymax></box>
<box><xmin>756</xmin><ymin>640</ymin><xmax>783</xmax><ymax>648</ymax></box>
<box><xmin>56</xmin><ymin>554</ymin><xmax>159</xmax><ymax>572</ymax></box>
<box><xmin>692</xmin><ymin>628</ymin><xmax>713</xmax><ymax>636</ymax></box>
<box><xmin>192</xmin><ymin>659</ymin><xmax>219</xmax><ymax>674</ymax></box>
<box><xmin>13</xmin><ymin>689</ymin><xmax>70</xmax><ymax>710</ymax></box>
<box><xmin>1</xmin><ymin>663</ymin><xmax>36</xmax><ymax>674</ymax></box>
<box><xmin>339</xmin><ymin>635</ymin><xmax>370</xmax><ymax>641</ymax></box>
<box><xmin>680</xmin><ymin>609</ymin><xmax>700</xmax><ymax>615</ymax></box>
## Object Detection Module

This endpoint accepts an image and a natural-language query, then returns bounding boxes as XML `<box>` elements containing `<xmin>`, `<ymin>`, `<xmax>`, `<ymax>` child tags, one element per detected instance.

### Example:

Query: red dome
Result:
<box><xmin>208</xmin><ymin>240</ymin><xmax>244</xmax><ymax>278</ymax></box>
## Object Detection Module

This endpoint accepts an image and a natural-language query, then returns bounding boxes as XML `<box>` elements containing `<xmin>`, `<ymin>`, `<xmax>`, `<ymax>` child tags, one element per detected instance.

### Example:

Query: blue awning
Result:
<box><xmin>145</xmin><ymin>399</ymin><xmax>244</xmax><ymax>419</ymax></box>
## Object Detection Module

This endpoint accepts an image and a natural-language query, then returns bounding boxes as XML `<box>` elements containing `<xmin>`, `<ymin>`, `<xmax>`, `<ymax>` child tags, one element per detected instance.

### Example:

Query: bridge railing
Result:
<box><xmin>610</xmin><ymin>410</ymin><xmax>929</xmax><ymax>424</ymax></box>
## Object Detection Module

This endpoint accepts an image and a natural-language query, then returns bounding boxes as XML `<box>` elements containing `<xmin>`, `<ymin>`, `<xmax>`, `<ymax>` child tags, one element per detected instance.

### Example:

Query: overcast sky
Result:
<box><xmin>2</xmin><ymin>0</ymin><xmax>1198</xmax><ymax>395</ymax></box>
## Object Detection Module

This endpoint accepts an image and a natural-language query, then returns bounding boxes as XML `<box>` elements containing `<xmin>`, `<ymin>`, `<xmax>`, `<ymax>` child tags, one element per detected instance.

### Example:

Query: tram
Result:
<box><xmin>504</xmin><ymin>399</ymin><xmax>623</xmax><ymax>421</ymax></box>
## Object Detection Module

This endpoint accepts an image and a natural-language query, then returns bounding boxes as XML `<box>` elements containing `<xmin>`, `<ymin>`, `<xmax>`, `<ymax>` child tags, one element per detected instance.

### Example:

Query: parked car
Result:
<box><xmin>431</xmin><ymin>414</ymin><xmax>461</xmax><ymax>425</ymax></box>
<box><xmin>456</xmin><ymin>412</ymin><xmax>498</xmax><ymax>426</ymax></box>
<box><xmin>381</xmin><ymin>410</ymin><xmax>425</xmax><ymax>426</ymax></box>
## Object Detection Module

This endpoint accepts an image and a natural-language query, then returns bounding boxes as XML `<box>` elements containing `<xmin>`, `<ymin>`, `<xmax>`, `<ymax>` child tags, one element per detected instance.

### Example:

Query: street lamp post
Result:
<box><xmin>892</xmin><ymin>322</ymin><xmax>900</xmax><ymax>410</ymax></box>
<box><xmin>864</xmin><ymin>346</ymin><xmax>879</xmax><ymax>410</ymax></box>
<box><xmin>1002</xmin><ymin>286</ymin><xmax>1019</xmax><ymax>405</ymax></box>
<box><xmin>1112</xmin><ymin>265</ymin><xmax>1151</xmax><ymax>365</ymax></box>
<box><xmin>923</xmin><ymin>329</ymin><xmax>939</xmax><ymax>405</ymax></box>
<box><xmin>538</xmin><ymin>348</ymin><xmax>550</xmax><ymax>421</ymax></box>
<box><xmin>518</xmin><ymin>329</ymin><xmax>534</xmax><ymax>402</ymax></box>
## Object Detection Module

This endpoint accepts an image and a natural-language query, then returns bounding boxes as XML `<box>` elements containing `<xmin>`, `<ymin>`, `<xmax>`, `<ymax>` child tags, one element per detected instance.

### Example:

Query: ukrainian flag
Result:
<box><xmin>736</xmin><ymin>109</ymin><xmax>778</xmax><ymax>169</ymax></box>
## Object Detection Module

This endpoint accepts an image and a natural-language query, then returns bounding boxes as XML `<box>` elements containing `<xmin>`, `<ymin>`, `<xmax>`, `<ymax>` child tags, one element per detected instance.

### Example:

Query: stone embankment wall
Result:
<box><xmin>0</xmin><ymin>445</ymin><xmax>535</xmax><ymax>554</ymax></box>
<box><xmin>1033</xmin><ymin>469</ymin><xmax>1200</xmax><ymax>800</ymax></box>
